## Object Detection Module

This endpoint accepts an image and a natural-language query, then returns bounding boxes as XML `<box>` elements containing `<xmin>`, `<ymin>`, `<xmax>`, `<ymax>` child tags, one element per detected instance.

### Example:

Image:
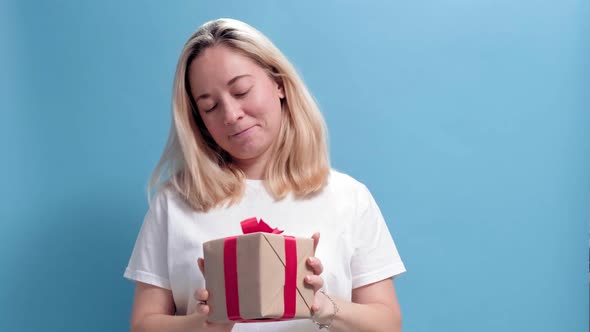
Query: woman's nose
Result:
<box><xmin>223</xmin><ymin>100</ymin><xmax>244</xmax><ymax>125</ymax></box>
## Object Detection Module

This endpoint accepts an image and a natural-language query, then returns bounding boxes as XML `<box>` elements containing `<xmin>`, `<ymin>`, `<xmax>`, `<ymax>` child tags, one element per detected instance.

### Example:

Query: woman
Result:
<box><xmin>124</xmin><ymin>18</ymin><xmax>406</xmax><ymax>332</ymax></box>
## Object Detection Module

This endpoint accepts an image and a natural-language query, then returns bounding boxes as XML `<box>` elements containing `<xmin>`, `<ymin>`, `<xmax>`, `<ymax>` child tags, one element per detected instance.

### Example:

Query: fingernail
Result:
<box><xmin>308</xmin><ymin>257</ymin><xmax>315</xmax><ymax>263</ymax></box>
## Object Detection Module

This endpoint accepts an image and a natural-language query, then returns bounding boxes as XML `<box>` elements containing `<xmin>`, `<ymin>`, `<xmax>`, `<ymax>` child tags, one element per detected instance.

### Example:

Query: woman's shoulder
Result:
<box><xmin>323</xmin><ymin>169</ymin><xmax>380</xmax><ymax>216</ymax></box>
<box><xmin>147</xmin><ymin>184</ymin><xmax>191</xmax><ymax>213</ymax></box>
<box><xmin>326</xmin><ymin>168</ymin><xmax>371</xmax><ymax>197</ymax></box>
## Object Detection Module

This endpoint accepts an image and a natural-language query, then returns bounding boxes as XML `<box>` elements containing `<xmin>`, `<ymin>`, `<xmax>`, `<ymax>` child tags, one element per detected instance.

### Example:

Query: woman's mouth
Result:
<box><xmin>230</xmin><ymin>126</ymin><xmax>256</xmax><ymax>138</ymax></box>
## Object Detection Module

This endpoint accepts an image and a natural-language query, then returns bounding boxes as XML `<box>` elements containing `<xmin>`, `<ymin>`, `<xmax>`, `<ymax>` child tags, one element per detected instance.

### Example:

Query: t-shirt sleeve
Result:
<box><xmin>123</xmin><ymin>191</ymin><xmax>171</xmax><ymax>289</ymax></box>
<box><xmin>350</xmin><ymin>184</ymin><xmax>406</xmax><ymax>289</ymax></box>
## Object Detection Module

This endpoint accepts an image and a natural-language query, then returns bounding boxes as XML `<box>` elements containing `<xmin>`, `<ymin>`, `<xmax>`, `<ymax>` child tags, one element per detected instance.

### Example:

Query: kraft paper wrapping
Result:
<box><xmin>203</xmin><ymin>233</ymin><xmax>315</xmax><ymax>323</ymax></box>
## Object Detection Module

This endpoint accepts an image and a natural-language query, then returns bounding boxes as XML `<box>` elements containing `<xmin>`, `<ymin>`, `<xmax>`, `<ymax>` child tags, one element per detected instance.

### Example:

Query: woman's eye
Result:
<box><xmin>204</xmin><ymin>104</ymin><xmax>217</xmax><ymax>113</ymax></box>
<box><xmin>235</xmin><ymin>88</ymin><xmax>251</xmax><ymax>98</ymax></box>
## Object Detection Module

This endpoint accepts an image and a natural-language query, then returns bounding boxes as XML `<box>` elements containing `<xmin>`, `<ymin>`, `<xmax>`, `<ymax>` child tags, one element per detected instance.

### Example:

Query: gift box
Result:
<box><xmin>203</xmin><ymin>218</ymin><xmax>315</xmax><ymax>323</ymax></box>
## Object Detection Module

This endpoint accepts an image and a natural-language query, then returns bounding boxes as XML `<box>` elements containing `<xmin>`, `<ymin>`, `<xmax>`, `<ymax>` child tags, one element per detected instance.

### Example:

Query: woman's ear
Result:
<box><xmin>277</xmin><ymin>80</ymin><xmax>285</xmax><ymax>99</ymax></box>
<box><xmin>279</xmin><ymin>85</ymin><xmax>285</xmax><ymax>99</ymax></box>
<box><xmin>277</xmin><ymin>82</ymin><xmax>285</xmax><ymax>99</ymax></box>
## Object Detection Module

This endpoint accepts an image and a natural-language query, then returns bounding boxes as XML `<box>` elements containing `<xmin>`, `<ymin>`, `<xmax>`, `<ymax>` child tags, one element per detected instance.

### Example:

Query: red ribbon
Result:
<box><xmin>240</xmin><ymin>217</ymin><xmax>284</xmax><ymax>234</ymax></box>
<box><xmin>223</xmin><ymin>218</ymin><xmax>297</xmax><ymax>322</ymax></box>
<box><xmin>223</xmin><ymin>236</ymin><xmax>240</xmax><ymax>321</ymax></box>
<box><xmin>281</xmin><ymin>236</ymin><xmax>297</xmax><ymax>319</ymax></box>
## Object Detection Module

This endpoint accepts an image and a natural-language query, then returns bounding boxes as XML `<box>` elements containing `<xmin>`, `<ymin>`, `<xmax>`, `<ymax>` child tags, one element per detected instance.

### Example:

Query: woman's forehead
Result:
<box><xmin>189</xmin><ymin>45</ymin><xmax>261</xmax><ymax>85</ymax></box>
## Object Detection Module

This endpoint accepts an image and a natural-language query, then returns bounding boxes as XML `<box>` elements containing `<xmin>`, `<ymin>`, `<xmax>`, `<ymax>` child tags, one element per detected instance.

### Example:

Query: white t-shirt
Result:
<box><xmin>124</xmin><ymin>170</ymin><xmax>406</xmax><ymax>332</ymax></box>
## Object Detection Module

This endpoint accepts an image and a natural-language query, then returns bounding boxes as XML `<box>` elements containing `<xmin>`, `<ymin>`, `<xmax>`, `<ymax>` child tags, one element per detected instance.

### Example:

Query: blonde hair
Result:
<box><xmin>149</xmin><ymin>18</ymin><xmax>330</xmax><ymax>211</ymax></box>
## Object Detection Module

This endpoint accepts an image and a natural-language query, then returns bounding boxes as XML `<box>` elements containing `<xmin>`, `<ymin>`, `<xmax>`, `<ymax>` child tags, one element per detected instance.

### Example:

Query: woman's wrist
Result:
<box><xmin>312</xmin><ymin>290</ymin><xmax>340</xmax><ymax>329</ymax></box>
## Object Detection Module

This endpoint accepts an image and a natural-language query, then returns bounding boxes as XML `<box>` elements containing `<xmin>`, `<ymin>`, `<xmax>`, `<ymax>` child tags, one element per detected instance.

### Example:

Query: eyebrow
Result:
<box><xmin>195</xmin><ymin>74</ymin><xmax>252</xmax><ymax>103</ymax></box>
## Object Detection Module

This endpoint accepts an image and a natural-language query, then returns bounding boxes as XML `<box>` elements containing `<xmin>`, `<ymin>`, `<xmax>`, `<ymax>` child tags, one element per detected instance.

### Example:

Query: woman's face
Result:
<box><xmin>188</xmin><ymin>45</ymin><xmax>285</xmax><ymax>172</ymax></box>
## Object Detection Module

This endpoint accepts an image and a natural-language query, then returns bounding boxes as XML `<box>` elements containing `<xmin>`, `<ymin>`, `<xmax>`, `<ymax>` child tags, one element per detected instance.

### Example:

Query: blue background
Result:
<box><xmin>1</xmin><ymin>0</ymin><xmax>588</xmax><ymax>331</ymax></box>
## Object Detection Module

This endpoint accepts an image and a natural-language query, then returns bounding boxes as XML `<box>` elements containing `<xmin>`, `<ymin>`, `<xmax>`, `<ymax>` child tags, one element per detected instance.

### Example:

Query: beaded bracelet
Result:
<box><xmin>312</xmin><ymin>290</ymin><xmax>340</xmax><ymax>330</ymax></box>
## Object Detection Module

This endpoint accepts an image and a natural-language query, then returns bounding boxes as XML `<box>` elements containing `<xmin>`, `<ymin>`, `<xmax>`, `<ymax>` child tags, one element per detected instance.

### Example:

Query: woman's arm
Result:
<box><xmin>129</xmin><ymin>282</ymin><xmax>233</xmax><ymax>332</ymax></box>
<box><xmin>305</xmin><ymin>233</ymin><xmax>402</xmax><ymax>332</ymax></box>
<box><xmin>313</xmin><ymin>279</ymin><xmax>402</xmax><ymax>332</ymax></box>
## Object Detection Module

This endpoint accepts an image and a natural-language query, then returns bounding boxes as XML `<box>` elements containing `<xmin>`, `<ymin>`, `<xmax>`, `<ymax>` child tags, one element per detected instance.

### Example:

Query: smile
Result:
<box><xmin>230</xmin><ymin>126</ymin><xmax>257</xmax><ymax>138</ymax></box>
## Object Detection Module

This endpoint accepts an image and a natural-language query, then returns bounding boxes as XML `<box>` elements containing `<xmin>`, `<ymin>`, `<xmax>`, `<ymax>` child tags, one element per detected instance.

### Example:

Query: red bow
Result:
<box><xmin>240</xmin><ymin>217</ymin><xmax>284</xmax><ymax>235</ymax></box>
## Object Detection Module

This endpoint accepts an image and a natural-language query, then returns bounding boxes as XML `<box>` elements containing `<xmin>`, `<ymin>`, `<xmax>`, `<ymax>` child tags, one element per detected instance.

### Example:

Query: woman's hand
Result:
<box><xmin>304</xmin><ymin>233</ymin><xmax>332</xmax><ymax>320</ymax></box>
<box><xmin>188</xmin><ymin>258</ymin><xmax>235</xmax><ymax>332</ymax></box>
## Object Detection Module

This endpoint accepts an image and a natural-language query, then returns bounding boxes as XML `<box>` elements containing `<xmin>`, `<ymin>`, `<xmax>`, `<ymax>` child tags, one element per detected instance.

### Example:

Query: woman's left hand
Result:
<box><xmin>304</xmin><ymin>232</ymin><xmax>328</xmax><ymax>314</ymax></box>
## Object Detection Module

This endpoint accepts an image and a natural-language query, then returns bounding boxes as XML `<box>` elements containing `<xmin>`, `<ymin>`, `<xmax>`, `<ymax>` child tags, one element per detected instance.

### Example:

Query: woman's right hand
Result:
<box><xmin>191</xmin><ymin>258</ymin><xmax>235</xmax><ymax>332</ymax></box>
